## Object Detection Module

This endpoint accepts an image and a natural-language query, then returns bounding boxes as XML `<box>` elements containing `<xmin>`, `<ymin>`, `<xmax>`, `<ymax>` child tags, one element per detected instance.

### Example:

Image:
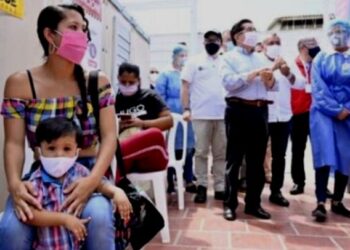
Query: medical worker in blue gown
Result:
<box><xmin>310</xmin><ymin>19</ymin><xmax>350</xmax><ymax>222</ymax></box>
<box><xmin>156</xmin><ymin>44</ymin><xmax>197</xmax><ymax>194</ymax></box>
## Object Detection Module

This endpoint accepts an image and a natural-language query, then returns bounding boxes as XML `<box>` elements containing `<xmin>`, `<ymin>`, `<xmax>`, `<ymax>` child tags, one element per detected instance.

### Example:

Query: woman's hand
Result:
<box><xmin>112</xmin><ymin>187</ymin><xmax>133</xmax><ymax>224</ymax></box>
<box><xmin>62</xmin><ymin>176</ymin><xmax>99</xmax><ymax>216</ymax></box>
<box><xmin>120</xmin><ymin>117</ymin><xmax>144</xmax><ymax>129</ymax></box>
<box><xmin>10</xmin><ymin>180</ymin><xmax>42</xmax><ymax>222</ymax></box>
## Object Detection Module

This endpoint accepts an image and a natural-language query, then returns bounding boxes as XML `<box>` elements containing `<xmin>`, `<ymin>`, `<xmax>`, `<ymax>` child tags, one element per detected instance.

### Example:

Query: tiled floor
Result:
<box><xmin>145</xmin><ymin>141</ymin><xmax>350</xmax><ymax>250</ymax></box>
<box><xmin>145</xmin><ymin>181</ymin><xmax>350</xmax><ymax>250</ymax></box>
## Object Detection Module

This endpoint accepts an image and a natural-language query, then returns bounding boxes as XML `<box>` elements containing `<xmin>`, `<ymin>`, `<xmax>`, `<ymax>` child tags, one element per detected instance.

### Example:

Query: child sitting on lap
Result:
<box><xmin>25</xmin><ymin>117</ymin><xmax>132</xmax><ymax>249</ymax></box>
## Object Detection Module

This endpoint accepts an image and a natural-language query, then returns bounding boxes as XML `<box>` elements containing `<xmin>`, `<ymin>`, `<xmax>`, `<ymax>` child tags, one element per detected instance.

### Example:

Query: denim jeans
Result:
<box><xmin>0</xmin><ymin>157</ymin><xmax>116</xmax><ymax>250</ymax></box>
<box><xmin>0</xmin><ymin>194</ymin><xmax>116</xmax><ymax>250</ymax></box>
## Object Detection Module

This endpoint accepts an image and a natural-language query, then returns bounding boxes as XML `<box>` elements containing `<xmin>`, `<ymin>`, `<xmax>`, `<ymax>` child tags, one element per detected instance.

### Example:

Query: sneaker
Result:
<box><xmin>331</xmin><ymin>202</ymin><xmax>350</xmax><ymax>218</ymax></box>
<box><xmin>194</xmin><ymin>185</ymin><xmax>207</xmax><ymax>203</ymax></box>
<box><xmin>185</xmin><ymin>182</ymin><xmax>197</xmax><ymax>193</ymax></box>
<box><xmin>312</xmin><ymin>204</ymin><xmax>327</xmax><ymax>222</ymax></box>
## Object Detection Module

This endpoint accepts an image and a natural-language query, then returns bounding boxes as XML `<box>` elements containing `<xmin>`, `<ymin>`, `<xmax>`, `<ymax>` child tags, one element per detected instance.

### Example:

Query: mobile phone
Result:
<box><xmin>118</xmin><ymin>113</ymin><xmax>132</xmax><ymax>120</ymax></box>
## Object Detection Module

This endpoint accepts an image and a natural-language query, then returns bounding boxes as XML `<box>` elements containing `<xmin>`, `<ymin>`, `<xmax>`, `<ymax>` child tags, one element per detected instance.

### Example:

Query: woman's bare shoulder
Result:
<box><xmin>4</xmin><ymin>70</ymin><xmax>33</xmax><ymax>99</ymax></box>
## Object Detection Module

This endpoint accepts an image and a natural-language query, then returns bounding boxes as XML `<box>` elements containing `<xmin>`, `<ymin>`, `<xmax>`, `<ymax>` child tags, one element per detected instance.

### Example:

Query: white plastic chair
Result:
<box><xmin>111</xmin><ymin>116</ymin><xmax>170</xmax><ymax>243</ymax></box>
<box><xmin>167</xmin><ymin>113</ymin><xmax>188</xmax><ymax>210</ymax></box>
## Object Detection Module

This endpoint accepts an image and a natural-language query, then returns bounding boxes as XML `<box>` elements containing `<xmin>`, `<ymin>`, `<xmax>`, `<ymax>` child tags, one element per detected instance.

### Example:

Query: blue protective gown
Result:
<box><xmin>155</xmin><ymin>68</ymin><xmax>195</xmax><ymax>150</ymax></box>
<box><xmin>310</xmin><ymin>50</ymin><xmax>350</xmax><ymax>175</ymax></box>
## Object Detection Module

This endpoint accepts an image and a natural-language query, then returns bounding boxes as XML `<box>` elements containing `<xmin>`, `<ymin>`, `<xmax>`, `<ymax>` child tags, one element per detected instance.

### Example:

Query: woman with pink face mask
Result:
<box><xmin>114</xmin><ymin>63</ymin><xmax>173</xmax><ymax>180</ymax></box>
<box><xmin>0</xmin><ymin>4</ymin><xmax>118</xmax><ymax>250</ymax></box>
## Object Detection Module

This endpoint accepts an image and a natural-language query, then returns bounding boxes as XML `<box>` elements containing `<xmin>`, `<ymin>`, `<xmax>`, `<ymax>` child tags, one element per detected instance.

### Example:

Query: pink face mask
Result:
<box><xmin>54</xmin><ymin>30</ymin><xmax>88</xmax><ymax>64</ymax></box>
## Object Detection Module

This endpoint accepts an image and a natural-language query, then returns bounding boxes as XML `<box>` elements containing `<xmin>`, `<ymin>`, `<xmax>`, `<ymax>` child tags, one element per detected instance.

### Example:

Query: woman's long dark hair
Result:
<box><xmin>37</xmin><ymin>4</ymin><xmax>91</xmax><ymax>118</ymax></box>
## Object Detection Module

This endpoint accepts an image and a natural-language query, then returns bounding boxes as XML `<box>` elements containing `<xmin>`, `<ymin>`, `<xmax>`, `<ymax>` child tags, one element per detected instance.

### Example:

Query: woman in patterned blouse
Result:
<box><xmin>0</xmin><ymin>4</ymin><xmax>118</xmax><ymax>250</ymax></box>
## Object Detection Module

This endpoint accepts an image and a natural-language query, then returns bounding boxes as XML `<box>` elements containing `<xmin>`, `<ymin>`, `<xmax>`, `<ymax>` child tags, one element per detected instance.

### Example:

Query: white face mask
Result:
<box><xmin>243</xmin><ymin>31</ymin><xmax>259</xmax><ymax>48</ymax></box>
<box><xmin>119</xmin><ymin>83</ymin><xmax>139</xmax><ymax>96</ymax></box>
<box><xmin>266</xmin><ymin>45</ymin><xmax>281</xmax><ymax>59</ymax></box>
<box><xmin>40</xmin><ymin>154</ymin><xmax>78</xmax><ymax>178</ymax></box>
<box><xmin>150</xmin><ymin>73</ymin><xmax>159</xmax><ymax>82</ymax></box>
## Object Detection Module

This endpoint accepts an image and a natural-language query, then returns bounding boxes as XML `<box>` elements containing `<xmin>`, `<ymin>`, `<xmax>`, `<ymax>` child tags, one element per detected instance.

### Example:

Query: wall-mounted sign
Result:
<box><xmin>0</xmin><ymin>0</ymin><xmax>24</xmax><ymax>18</ymax></box>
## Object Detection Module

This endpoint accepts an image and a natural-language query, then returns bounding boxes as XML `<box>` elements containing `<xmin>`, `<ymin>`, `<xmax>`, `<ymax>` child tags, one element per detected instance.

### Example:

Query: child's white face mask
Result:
<box><xmin>40</xmin><ymin>154</ymin><xmax>78</xmax><ymax>178</ymax></box>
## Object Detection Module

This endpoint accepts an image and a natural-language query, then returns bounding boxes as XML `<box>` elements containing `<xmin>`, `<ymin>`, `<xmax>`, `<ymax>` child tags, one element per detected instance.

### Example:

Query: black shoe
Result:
<box><xmin>312</xmin><ymin>204</ymin><xmax>327</xmax><ymax>222</ymax></box>
<box><xmin>238</xmin><ymin>178</ymin><xmax>247</xmax><ymax>193</ymax></box>
<box><xmin>331</xmin><ymin>202</ymin><xmax>350</xmax><ymax>218</ymax></box>
<box><xmin>194</xmin><ymin>185</ymin><xmax>207</xmax><ymax>203</ymax></box>
<box><xmin>214</xmin><ymin>191</ymin><xmax>225</xmax><ymax>200</ymax></box>
<box><xmin>269</xmin><ymin>193</ymin><xmax>290</xmax><ymax>207</ymax></box>
<box><xmin>245</xmin><ymin>206</ymin><xmax>271</xmax><ymax>219</ymax></box>
<box><xmin>223</xmin><ymin>206</ymin><xmax>236</xmax><ymax>221</ymax></box>
<box><xmin>290</xmin><ymin>184</ymin><xmax>304</xmax><ymax>195</ymax></box>
<box><xmin>326</xmin><ymin>189</ymin><xmax>333</xmax><ymax>199</ymax></box>
<box><xmin>185</xmin><ymin>182</ymin><xmax>197</xmax><ymax>193</ymax></box>
<box><xmin>167</xmin><ymin>185</ymin><xmax>175</xmax><ymax>194</ymax></box>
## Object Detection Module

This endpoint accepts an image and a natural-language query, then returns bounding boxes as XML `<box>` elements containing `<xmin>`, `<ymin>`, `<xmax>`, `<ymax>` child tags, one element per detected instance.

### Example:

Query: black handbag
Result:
<box><xmin>115</xmin><ymin>141</ymin><xmax>165</xmax><ymax>250</ymax></box>
<box><xmin>88</xmin><ymin>71</ymin><xmax>165</xmax><ymax>250</ymax></box>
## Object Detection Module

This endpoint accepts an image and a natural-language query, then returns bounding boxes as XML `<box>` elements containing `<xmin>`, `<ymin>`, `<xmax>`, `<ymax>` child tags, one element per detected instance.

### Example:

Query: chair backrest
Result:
<box><xmin>167</xmin><ymin>113</ymin><xmax>188</xmax><ymax>167</ymax></box>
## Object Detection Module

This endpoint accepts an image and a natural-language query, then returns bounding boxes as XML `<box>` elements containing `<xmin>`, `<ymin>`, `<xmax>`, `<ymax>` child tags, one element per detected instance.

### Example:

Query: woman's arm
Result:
<box><xmin>62</xmin><ymin>72</ymin><xmax>117</xmax><ymax>214</ymax></box>
<box><xmin>3</xmin><ymin>72</ymin><xmax>42</xmax><ymax>221</ymax></box>
<box><xmin>142</xmin><ymin>109</ymin><xmax>173</xmax><ymax>131</ymax></box>
<box><xmin>91</xmin><ymin>72</ymin><xmax>117</xmax><ymax>181</ymax></box>
<box><xmin>123</xmin><ymin>109</ymin><xmax>173</xmax><ymax>131</ymax></box>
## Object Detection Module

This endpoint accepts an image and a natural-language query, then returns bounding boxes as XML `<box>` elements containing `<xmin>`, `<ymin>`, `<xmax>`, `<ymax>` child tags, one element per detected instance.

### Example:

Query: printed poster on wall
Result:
<box><xmin>73</xmin><ymin>0</ymin><xmax>103</xmax><ymax>71</ymax></box>
<box><xmin>0</xmin><ymin>0</ymin><xmax>25</xmax><ymax>18</ymax></box>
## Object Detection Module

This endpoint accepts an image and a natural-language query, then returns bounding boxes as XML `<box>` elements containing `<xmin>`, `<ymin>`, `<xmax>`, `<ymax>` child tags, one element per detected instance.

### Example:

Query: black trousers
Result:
<box><xmin>290</xmin><ymin>112</ymin><xmax>309</xmax><ymax>186</ymax></box>
<box><xmin>269</xmin><ymin>122</ymin><xmax>290</xmax><ymax>194</ymax></box>
<box><xmin>315</xmin><ymin>166</ymin><xmax>349</xmax><ymax>203</ymax></box>
<box><xmin>224</xmin><ymin>102</ymin><xmax>268</xmax><ymax>210</ymax></box>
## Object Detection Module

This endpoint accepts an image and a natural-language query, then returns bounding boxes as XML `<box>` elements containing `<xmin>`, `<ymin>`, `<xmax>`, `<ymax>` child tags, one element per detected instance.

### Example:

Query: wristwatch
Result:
<box><xmin>183</xmin><ymin>107</ymin><xmax>191</xmax><ymax>111</ymax></box>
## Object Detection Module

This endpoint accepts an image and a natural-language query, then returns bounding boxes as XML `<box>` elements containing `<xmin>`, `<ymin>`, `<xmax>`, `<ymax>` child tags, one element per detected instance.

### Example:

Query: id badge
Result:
<box><xmin>341</xmin><ymin>63</ymin><xmax>350</xmax><ymax>75</ymax></box>
<box><xmin>305</xmin><ymin>84</ymin><xmax>312</xmax><ymax>93</ymax></box>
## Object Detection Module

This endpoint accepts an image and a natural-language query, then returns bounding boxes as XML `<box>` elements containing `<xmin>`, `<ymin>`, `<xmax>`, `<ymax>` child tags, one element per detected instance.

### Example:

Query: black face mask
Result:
<box><xmin>205</xmin><ymin>43</ymin><xmax>220</xmax><ymax>55</ymax></box>
<box><xmin>308</xmin><ymin>46</ymin><xmax>321</xmax><ymax>59</ymax></box>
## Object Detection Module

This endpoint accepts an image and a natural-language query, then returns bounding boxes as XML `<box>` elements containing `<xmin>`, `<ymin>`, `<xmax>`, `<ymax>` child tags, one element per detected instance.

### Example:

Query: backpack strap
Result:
<box><xmin>87</xmin><ymin>70</ymin><xmax>100</xmax><ymax>139</ymax></box>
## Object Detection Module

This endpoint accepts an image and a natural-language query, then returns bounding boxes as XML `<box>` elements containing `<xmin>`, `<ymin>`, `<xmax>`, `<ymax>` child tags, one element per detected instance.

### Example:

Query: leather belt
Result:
<box><xmin>226</xmin><ymin>97</ymin><xmax>273</xmax><ymax>107</ymax></box>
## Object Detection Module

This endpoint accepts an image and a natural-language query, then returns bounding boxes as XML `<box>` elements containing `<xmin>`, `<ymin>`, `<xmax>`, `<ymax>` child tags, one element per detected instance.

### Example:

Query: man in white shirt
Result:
<box><xmin>262</xmin><ymin>33</ymin><xmax>306</xmax><ymax>207</ymax></box>
<box><xmin>220</xmin><ymin>19</ymin><xmax>277</xmax><ymax>221</ymax></box>
<box><xmin>181</xmin><ymin>30</ymin><xmax>227</xmax><ymax>204</ymax></box>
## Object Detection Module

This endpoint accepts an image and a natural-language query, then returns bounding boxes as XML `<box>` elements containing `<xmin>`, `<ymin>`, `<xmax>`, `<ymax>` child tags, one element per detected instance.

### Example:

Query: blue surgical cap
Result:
<box><xmin>328</xmin><ymin>19</ymin><xmax>350</xmax><ymax>35</ymax></box>
<box><xmin>172</xmin><ymin>44</ymin><xmax>187</xmax><ymax>60</ymax></box>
